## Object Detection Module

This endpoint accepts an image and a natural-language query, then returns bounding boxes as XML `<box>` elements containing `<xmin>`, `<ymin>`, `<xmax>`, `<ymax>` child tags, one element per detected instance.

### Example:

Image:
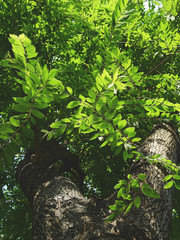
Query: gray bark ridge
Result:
<box><xmin>118</xmin><ymin>123</ymin><xmax>180</xmax><ymax>240</ymax></box>
<box><xmin>16</xmin><ymin>123</ymin><xmax>180</xmax><ymax>240</ymax></box>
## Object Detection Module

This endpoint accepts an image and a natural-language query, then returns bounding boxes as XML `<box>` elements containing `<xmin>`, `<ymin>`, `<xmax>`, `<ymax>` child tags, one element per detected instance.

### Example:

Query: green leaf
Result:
<box><xmin>48</xmin><ymin>79</ymin><xmax>65</xmax><ymax>91</ymax></box>
<box><xmin>12</xmin><ymin>44</ymin><xmax>25</xmax><ymax>57</ymax></box>
<box><xmin>26</xmin><ymin>45</ymin><xmax>38</xmax><ymax>58</ymax></box>
<box><xmin>34</xmin><ymin>102</ymin><xmax>49</xmax><ymax>109</ymax></box>
<box><xmin>0</xmin><ymin>123</ymin><xmax>14</xmax><ymax>134</ymax></box>
<box><xmin>125</xmin><ymin>202</ymin><xmax>133</xmax><ymax>214</ymax></box>
<box><xmin>114</xmin><ymin>179</ymin><xmax>127</xmax><ymax>189</ymax></box>
<box><xmin>127</xmin><ymin>174</ymin><xmax>132</xmax><ymax>180</ymax></box>
<box><xmin>131</xmin><ymin>179</ymin><xmax>140</xmax><ymax>189</ymax></box>
<box><xmin>106</xmin><ymin>213</ymin><xmax>117</xmax><ymax>222</ymax></box>
<box><xmin>132</xmin><ymin>137</ymin><xmax>141</xmax><ymax>142</ymax></box>
<box><xmin>29</xmin><ymin>72</ymin><xmax>41</xmax><ymax>86</ymax></box>
<box><xmin>27</xmin><ymin>63</ymin><xmax>35</xmax><ymax>72</ymax></box>
<box><xmin>13</xmin><ymin>104</ymin><xmax>30</xmax><ymax>113</ymax></box>
<box><xmin>36</xmin><ymin>62</ymin><xmax>42</xmax><ymax>75</ymax></box>
<box><xmin>174</xmin><ymin>181</ymin><xmax>180</xmax><ymax>190</ymax></box>
<box><xmin>142</xmin><ymin>183</ymin><xmax>160</xmax><ymax>198</ymax></box>
<box><xmin>47</xmin><ymin>131</ymin><xmax>54</xmax><ymax>141</ymax></box>
<box><xmin>113</xmin><ymin>114</ymin><xmax>122</xmax><ymax>126</ymax></box>
<box><xmin>114</xmin><ymin>145</ymin><xmax>123</xmax><ymax>155</ymax></box>
<box><xmin>96</xmin><ymin>55</ymin><xmax>103</xmax><ymax>67</ymax></box>
<box><xmin>66</xmin><ymin>101</ymin><xmax>80</xmax><ymax>109</ymax></box>
<box><xmin>49</xmin><ymin>69</ymin><xmax>59</xmax><ymax>79</ymax></box>
<box><xmin>10</xmin><ymin>117</ymin><xmax>20</xmax><ymax>127</ymax></box>
<box><xmin>115</xmin><ymin>200</ymin><xmax>126</xmax><ymax>207</ymax></box>
<box><xmin>100</xmin><ymin>139</ymin><xmax>110</xmax><ymax>148</ymax></box>
<box><xmin>164</xmin><ymin>180</ymin><xmax>174</xmax><ymax>189</ymax></box>
<box><xmin>67</xmin><ymin>87</ymin><xmax>73</xmax><ymax>95</ymax></box>
<box><xmin>137</xmin><ymin>173</ymin><xmax>146</xmax><ymax>181</ymax></box>
<box><xmin>90</xmin><ymin>133</ymin><xmax>102</xmax><ymax>141</ymax></box>
<box><xmin>54</xmin><ymin>125</ymin><xmax>67</xmax><ymax>136</ymax></box>
<box><xmin>117</xmin><ymin>187</ymin><xmax>125</xmax><ymax>199</ymax></box>
<box><xmin>42</xmin><ymin>65</ymin><xmax>49</xmax><ymax>82</ymax></box>
<box><xmin>59</xmin><ymin>93</ymin><xmax>69</xmax><ymax>99</ymax></box>
<box><xmin>98</xmin><ymin>121</ymin><xmax>112</xmax><ymax>129</ymax></box>
<box><xmin>109</xmin><ymin>204</ymin><xmax>119</xmax><ymax>211</ymax></box>
<box><xmin>134</xmin><ymin>196</ymin><xmax>141</xmax><ymax>208</ymax></box>
<box><xmin>123</xmin><ymin>150</ymin><xmax>128</xmax><ymax>161</ymax></box>
<box><xmin>22</xmin><ymin>85</ymin><xmax>32</xmax><ymax>97</ymax></box>
<box><xmin>13</xmin><ymin>97</ymin><xmax>28</xmax><ymax>105</ymax></box>
<box><xmin>50</xmin><ymin>121</ymin><xmax>62</xmax><ymax>129</ymax></box>
<box><xmin>124</xmin><ymin>127</ymin><xmax>136</xmax><ymax>138</ymax></box>
<box><xmin>173</xmin><ymin>175</ymin><xmax>180</xmax><ymax>180</ymax></box>
<box><xmin>163</xmin><ymin>175</ymin><xmax>173</xmax><ymax>182</ymax></box>
<box><xmin>25</xmin><ymin>76</ymin><xmax>37</xmax><ymax>93</ymax></box>
<box><xmin>19</xmin><ymin>34</ymin><xmax>31</xmax><ymax>47</ymax></box>
<box><xmin>118</xmin><ymin>119</ymin><xmax>127</xmax><ymax>130</ymax></box>
<box><xmin>61</xmin><ymin>118</ymin><xmax>71</xmax><ymax>123</ymax></box>
<box><xmin>128</xmin><ymin>66</ymin><xmax>139</xmax><ymax>76</ymax></box>
<box><xmin>31</xmin><ymin>109</ymin><xmax>44</xmax><ymax>119</ymax></box>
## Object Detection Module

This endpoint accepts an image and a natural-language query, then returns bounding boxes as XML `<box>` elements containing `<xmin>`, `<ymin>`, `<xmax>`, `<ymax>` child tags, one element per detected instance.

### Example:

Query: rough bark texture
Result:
<box><xmin>118</xmin><ymin>123</ymin><xmax>180</xmax><ymax>240</ymax></box>
<box><xmin>16</xmin><ymin>123</ymin><xmax>180</xmax><ymax>240</ymax></box>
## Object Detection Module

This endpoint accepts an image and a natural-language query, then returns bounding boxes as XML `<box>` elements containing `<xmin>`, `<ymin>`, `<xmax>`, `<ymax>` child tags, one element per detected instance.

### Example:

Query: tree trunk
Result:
<box><xmin>16</xmin><ymin>123</ymin><xmax>180</xmax><ymax>240</ymax></box>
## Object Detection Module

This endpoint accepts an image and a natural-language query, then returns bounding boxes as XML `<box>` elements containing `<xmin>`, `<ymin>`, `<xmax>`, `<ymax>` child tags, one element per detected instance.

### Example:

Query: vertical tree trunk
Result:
<box><xmin>118</xmin><ymin>123</ymin><xmax>180</xmax><ymax>240</ymax></box>
<box><xmin>16</xmin><ymin>123</ymin><xmax>180</xmax><ymax>239</ymax></box>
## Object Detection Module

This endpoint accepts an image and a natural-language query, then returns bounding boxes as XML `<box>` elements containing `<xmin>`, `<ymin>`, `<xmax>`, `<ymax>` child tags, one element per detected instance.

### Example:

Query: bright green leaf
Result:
<box><xmin>50</xmin><ymin>121</ymin><xmax>62</xmax><ymax>129</ymax></box>
<box><xmin>163</xmin><ymin>175</ymin><xmax>173</xmax><ymax>182</ymax></box>
<box><xmin>118</xmin><ymin>119</ymin><xmax>127</xmax><ymax>130</ymax></box>
<box><xmin>66</xmin><ymin>101</ymin><xmax>80</xmax><ymax>109</ymax></box>
<box><xmin>10</xmin><ymin>117</ymin><xmax>20</xmax><ymax>127</ymax></box>
<box><xmin>164</xmin><ymin>180</ymin><xmax>174</xmax><ymax>189</ymax></box>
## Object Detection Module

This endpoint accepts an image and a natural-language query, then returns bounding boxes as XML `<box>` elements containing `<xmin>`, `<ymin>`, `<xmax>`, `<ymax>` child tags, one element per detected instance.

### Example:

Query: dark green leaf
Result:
<box><xmin>22</xmin><ymin>126</ymin><xmax>34</xmax><ymax>140</ymax></box>
<box><xmin>31</xmin><ymin>109</ymin><xmax>44</xmax><ymax>119</ymax></box>
<box><xmin>137</xmin><ymin>174</ymin><xmax>146</xmax><ymax>181</ymax></box>
<box><xmin>174</xmin><ymin>181</ymin><xmax>180</xmax><ymax>190</ymax></box>
<box><xmin>13</xmin><ymin>104</ymin><xmax>30</xmax><ymax>113</ymax></box>
<box><xmin>142</xmin><ymin>183</ymin><xmax>160</xmax><ymax>198</ymax></box>
<box><xmin>123</xmin><ymin>150</ymin><xmax>128</xmax><ymax>161</ymax></box>
<box><xmin>173</xmin><ymin>175</ymin><xmax>180</xmax><ymax>180</ymax></box>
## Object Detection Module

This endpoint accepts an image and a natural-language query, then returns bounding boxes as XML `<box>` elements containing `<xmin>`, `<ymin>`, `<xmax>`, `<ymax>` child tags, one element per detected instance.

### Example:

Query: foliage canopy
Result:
<box><xmin>0</xmin><ymin>0</ymin><xmax>180</xmax><ymax>239</ymax></box>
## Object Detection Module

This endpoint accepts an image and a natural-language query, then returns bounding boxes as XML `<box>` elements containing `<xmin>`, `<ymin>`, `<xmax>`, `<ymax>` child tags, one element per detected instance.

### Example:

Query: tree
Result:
<box><xmin>0</xmin><ymin>0</ymin><xmax>180</xmax><ymax>239</ymax></box>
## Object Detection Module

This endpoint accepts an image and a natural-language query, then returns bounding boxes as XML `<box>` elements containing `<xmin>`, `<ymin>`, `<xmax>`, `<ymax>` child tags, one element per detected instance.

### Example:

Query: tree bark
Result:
<box><xmin>16</xmin><ymin>123</ymin><xmax>180</xmax><ymax>240</ymax></box>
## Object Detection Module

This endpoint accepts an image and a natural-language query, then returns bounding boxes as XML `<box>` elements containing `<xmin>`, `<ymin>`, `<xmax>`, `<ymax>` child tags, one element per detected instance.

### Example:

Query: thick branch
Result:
<box><xmin>16</xmin><ymin>123</ymin><xmax>180</xmax><ymax>240</ymax></box>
